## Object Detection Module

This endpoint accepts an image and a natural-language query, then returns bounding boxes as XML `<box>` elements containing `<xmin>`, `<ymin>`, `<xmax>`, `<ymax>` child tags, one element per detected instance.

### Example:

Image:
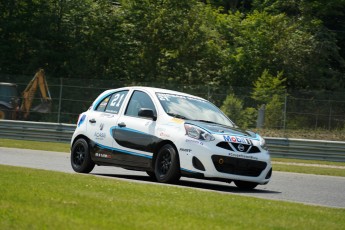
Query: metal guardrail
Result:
<box><xmin>0</xmin><ymin>120</ymin><xmax>75</xmax><ymax>143</ymax></box>
<box><xmin>265</xmin><ymin>138</ymin><xmax>345</xmax><ymax>162</ymax></box>
<box><xmin>0</xmin><ymin>120</ymin><xmax>344</xmax><ymax>162</ymax></box>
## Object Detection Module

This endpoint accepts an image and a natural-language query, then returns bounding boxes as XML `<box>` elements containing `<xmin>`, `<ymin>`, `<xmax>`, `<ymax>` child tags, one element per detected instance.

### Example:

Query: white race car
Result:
<box><xmin>71</xmin><ymin>86</ymin><xmax>272</xmax><ymax>189</ymax></box>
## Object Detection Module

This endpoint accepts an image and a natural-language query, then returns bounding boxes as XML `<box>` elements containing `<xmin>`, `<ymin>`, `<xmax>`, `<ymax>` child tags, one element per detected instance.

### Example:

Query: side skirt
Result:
<box><xmin>90</xmin><ymin>141</ymin><xmax>153</xmax><ymax>170</ymax></box>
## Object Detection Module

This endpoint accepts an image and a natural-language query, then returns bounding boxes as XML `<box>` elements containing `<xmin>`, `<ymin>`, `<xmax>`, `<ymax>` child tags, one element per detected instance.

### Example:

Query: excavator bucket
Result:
<box><xmin>32</xmin><ymin>101</ymin><xmax>52</xmax><ymax>113</ymax></box>
<box><xmin>21</xmin><ymin>69</ymin><xmax>52</xmax><ymax>119</ymax></box>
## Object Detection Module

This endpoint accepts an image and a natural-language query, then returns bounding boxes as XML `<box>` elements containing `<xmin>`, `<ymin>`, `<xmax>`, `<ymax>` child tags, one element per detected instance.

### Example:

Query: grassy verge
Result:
<box><xmin>272</xmin><ymin>157</ymin><xmax>345</xmax><ymax>167</ymax></box>
<box><xmin>272</xmin><ymin>164</ymin><xmax>345</xmax><ymax>177</ymax></box>
<box><xmin>1</xmin><ymin>138</ymin><xmax>344</xmax><ymax>177</ymax></box>
<box><xmin>255</xmin><ymin>128</ymin><xmax>345</xmax><ymax>141</ymax></box>
<box><xmin>1</xmin><ymin>165</ymin><xmax>344</xmax><ymax>230</ymax></box>
<box><xmin>0</xmin><ymin>138</ymin><xmax>70</xmax><ymax>152</ymax></box>
<box><xmin>271</xmin><ymin>157</ymin><xmax>345</xmax><ymax>177</ymax></box>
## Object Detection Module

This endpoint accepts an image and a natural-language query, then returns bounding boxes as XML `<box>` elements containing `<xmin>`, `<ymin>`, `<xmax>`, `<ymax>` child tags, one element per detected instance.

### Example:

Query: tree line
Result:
<box><xmin>1</xmin><ymin>0</ymin><xmax>344</xmax><ymax>90</ymax></box>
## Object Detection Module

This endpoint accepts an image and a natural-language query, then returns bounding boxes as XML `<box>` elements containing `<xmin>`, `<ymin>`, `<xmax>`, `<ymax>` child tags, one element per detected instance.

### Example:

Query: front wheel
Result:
<box><xmin>71</xmin><ymin>138</ymin><xmax>95</xmax><ymax>173</ymax></box>
<box><xmin>154</xmin><ymin>144</ymin><xmax>180</xmax><ymax>183</ymax></box>
<box><xmin>146</xmin><ymin>171</ymin><xmax>156</xmax><ymax>180</ymax></box>
<box><xmin>234</xmin><ymin>180</ymin><xmax>258</xmax><ymax>190</ymax></box>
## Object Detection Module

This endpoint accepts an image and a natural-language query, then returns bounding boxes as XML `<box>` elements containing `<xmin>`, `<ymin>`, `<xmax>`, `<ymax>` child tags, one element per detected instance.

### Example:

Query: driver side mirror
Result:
<box><xmin>138</xmin><ymin>108</ymin><xmax>157</xmax><ymax>121</ymax></box>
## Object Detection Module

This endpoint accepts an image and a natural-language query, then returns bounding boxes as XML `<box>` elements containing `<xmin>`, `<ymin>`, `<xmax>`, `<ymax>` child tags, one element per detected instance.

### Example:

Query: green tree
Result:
<box><xmin>220</xmin><ymin>93</ymin><xmax>257</xmax><ymax>128</ymax></box>
<box><xmin>0</xmin><ymin>0</ymin><xmax>127</xmax><ymax>79</ymax></box>
<box><xmin>252</xmin><ymin>69</ymin><xmax>286</xmax><ymax>104</ymax></box>
<box><xmin>200</xmin><ymin>0</ymin><xmax>252</xmax><ymax>13</ymax></box>
<box><xmin>251</xmin><ymin>0</ymin><xmax>345</xmax><ymax>90</ymax></box>
<box><xmin>120</xmin><ymin>0</ymin><xmax>228</xmax><ymax>86</ymax></box>
<box><xmin>216</xmin><ymin>11</ymin><xmax>295</xmax><ymax>87</ymax></box>
<box><xmin>252</xmin><ymin>70</ymin><xmax>286</xmax><ymax>128</ymax></box>
<box><xmin>221</xmin><ymin>93</ymin><xmax>243</xmax><ymax>124</ymax></box>
<box><xmin>265</xmin><ymin>94</ymin><xmax>284</xmax><ymax>128</ymax></box>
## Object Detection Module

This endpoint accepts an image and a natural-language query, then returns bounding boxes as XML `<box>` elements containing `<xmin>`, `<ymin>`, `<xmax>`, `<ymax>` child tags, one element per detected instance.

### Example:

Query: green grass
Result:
<box><xmin>255</xmin><ymin>128</ymin><xmax>345</xmax><ymax>141</ymax></box>
<box><xmin>1</xmin><ymin>138</ymin><xmax>345</xmax><ymax>177</ymax></box>
<box><xmin>272</xmin><ymin>164</ymin><xmax>345</xmax><ymax>177</ymax></box>
<box><xmin>0</xmin><ymin>165</ymin><xmax>344</xmax><ymax>230</ymax></box>
<box><xmin>0</xmin><ymin>138</ymin><xmax>70</xmax><ymax>152</ymax></box>
<box><xmin>272</xmin><ymin>157</ymin><xmax>345</xmax><ymax>167</ymax></box>
<box><xmin>271</xmin><ymin>157</ymin><xmax>345</xmax><ymax>177</ymax></box>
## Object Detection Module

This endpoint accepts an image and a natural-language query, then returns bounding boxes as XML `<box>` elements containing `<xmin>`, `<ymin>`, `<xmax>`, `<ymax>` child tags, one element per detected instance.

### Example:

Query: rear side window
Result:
<box><xmin>96</xmin><ymin>95</ymin><xmax>111</xmax><ymax>112</ymax></box>
<box><xmin>105</xmin><ymin>91</ymin><xmax>128</xmax><ymax>114</ymax></box>
<box><xmin>95</xmin><ymin>90</ymin><xmax>128</xmax><ymax>113</ymax></box>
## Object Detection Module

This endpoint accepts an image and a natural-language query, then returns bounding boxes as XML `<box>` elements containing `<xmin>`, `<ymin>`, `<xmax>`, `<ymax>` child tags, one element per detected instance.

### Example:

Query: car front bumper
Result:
<box><xmin>177</xmin><ymin>137</ymin><xmax>272</xmax><ymax>185</ymax></box>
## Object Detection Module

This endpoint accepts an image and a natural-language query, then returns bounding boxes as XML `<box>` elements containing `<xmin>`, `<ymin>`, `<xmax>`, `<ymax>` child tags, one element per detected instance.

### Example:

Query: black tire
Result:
<box><xmin>71</xmin><ymin>138</ymin><xmax>95</xmax><ymax>173</ymax></box>
<box><xmin>154</xmin><ymin>144</ymin><xmax>180</xmax><ymax>183</ymax></box>
<box><xmin>234</xmin><ymin>180</ymin><xmax>258</xmax><ymax>190</ymax></box>
<box><xmin>146</xmin><ymin>171</ymin><xmax>156</xmax><ymax>180</ymax></box>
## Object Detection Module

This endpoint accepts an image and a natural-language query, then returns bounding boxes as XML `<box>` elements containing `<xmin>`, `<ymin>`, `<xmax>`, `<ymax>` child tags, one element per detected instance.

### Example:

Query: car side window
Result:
<box><xmin>125</xmin><ymin>91</ymin><xmax>156</xmax><ymax>117</ymax></box>
<box><xmin>95</xmin><ymin>95</ymin><xmax>111</xmax><ymax>112</ymax></box>
<box><xmin>105</xmin><ymin>91</ymin><xmax>128</xmax><ymax>114</ymax></box>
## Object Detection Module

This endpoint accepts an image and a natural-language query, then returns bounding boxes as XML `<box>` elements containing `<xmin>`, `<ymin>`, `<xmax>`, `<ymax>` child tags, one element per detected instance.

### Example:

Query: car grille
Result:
<box><xmin>216</xmin><ymin>142</ymin><xmax>261</xmax><ymax>153</ymax></box>
<box><xmin>211</xmin><ymin>155</ymin><xmax>267</xmax><ymax>177</ymax></box>
<box><xmin>231</xmin><ymin>143</ymin><xmax>251</xmax><ymax>152</ymax></box>
<box><xmin>216</xmin><ymin>142</ymin><xmax>234</xmax><ymax>151</ymax></box>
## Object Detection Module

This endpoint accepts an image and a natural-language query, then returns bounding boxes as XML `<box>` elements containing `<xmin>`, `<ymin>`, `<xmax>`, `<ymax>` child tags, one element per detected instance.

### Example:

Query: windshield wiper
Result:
<box><xmin>167</xmin><ymin>112</ymin><xmax>188</xmax><ymax>119</ymax></box>
<box><xmin>192</xmin><ymin>119</ymin><xmax>219</xmax><ymax>124</ymax></box>
<box><xmin>192</xmin><ymin>119</ymin><xmax>235</xmax><ymax>128</ymax></box>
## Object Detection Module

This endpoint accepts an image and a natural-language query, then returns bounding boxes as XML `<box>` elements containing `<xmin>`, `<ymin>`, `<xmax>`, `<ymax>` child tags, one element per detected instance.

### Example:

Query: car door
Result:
<box><xmin>87</xmin><ymin>90</ymin><xmax>129</xmax><ymax>163</ymax></box>
<box><xmin>113</xmin><ymin>90</ymin><xmax>159</xmax><ymax>169</ymax></box>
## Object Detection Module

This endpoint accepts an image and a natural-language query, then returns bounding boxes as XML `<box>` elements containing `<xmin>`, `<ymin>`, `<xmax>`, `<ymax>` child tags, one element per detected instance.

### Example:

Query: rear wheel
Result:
<box><xmin>154</xmin><ymin>144</ymin><xmax>180</xmax><ymax>183</ymax></box>
<box><xmin>234</xmin><ymin>180</ymin><xmax>258</xmax><ymax>190</ymax></box>
<box><xmin>71</xmin><ymin>138</ymin><xmax>95</xmax><ymax>173</ymax></box>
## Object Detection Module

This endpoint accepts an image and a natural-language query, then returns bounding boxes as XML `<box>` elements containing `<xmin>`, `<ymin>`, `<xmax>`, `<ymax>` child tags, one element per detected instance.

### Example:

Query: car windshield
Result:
<box><xmin>156</xmin><ymin>92</ymin><xmax>235</xmax><ymax>127</ymax></box>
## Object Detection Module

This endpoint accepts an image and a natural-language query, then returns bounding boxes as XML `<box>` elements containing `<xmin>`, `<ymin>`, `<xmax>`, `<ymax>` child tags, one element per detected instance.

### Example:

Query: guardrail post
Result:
<box><xmin>256</xmin><ymin>104</ymin><xmax>265</xmax><ymax>128</ymax></box>
<box><xmin>283</xmin><ymin>91</ymin><xmax>287</xmax><ymax>132</ymax></box>
<box><xmin>57</xmin><ymin>78</ymin><xmax>63</xmax><ymax>123</ymax></box>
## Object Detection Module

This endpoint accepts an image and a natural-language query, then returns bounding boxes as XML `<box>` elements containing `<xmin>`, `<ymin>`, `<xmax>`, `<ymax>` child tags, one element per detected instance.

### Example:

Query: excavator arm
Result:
<box><xmin>20</xmin><ymin>69</ymin><xmax>52</xmax><ymax>119</ymax></box>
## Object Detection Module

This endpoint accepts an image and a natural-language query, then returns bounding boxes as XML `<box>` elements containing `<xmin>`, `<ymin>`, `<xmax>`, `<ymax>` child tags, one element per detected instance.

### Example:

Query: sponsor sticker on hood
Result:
<box><xmin>223</xmin><ymin>135</ymin><xmax>250</xmax><ymax>144</ymax></box>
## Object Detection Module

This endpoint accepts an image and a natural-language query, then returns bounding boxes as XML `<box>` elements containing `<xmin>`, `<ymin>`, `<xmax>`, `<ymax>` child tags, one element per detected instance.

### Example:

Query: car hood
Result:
<box><xmin>185</xmin><ymin>120</ymin><xmax>257</xmax><ymax>138</ymax></box>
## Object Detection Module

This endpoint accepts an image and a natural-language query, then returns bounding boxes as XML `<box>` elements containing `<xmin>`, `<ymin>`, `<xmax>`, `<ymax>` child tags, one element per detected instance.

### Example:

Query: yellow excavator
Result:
<box><xmin>0</xmin><ymin>69</ymin><xmax>52</xmax><ymax>120</ymax></box>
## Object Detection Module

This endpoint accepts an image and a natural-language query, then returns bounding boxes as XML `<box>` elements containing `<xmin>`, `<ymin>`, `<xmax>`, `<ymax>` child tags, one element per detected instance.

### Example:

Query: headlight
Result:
<box><xmin>184</xmin><ymin>124</ymin><xmax>215</xmax><ymax>141</ymax></box>
<box><xmin>258</xmin><ymin>135</ymin><xmax>268</xmax><ymax>151</ymax></box>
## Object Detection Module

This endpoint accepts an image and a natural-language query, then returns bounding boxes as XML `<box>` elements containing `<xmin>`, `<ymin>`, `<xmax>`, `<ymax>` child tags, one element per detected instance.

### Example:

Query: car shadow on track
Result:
<box><xmin>92</xmin><ymin>173</ymin><xmax>281</xmax><ymax>195</ymax></box>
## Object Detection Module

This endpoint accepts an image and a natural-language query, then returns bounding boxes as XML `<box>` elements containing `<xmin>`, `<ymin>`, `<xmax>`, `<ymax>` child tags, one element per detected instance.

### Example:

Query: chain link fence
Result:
<box><xmin>1</xmin><ymin>74</ymin><xmax>345</xmax><ymax>140</ymax></box>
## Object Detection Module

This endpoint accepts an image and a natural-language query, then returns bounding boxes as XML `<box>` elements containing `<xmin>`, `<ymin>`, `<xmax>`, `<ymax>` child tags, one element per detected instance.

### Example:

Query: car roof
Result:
<box><xmin>109</xmin><ymin>86</ymin><xmax>206</xmax><ymax>101</ymax></box>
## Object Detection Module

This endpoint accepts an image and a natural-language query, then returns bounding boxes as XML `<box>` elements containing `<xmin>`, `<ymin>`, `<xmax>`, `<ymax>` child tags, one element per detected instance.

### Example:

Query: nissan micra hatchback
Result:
<box><xmin>71</xmin><ymin>86</ymin><xmax>272</xmax><ymax>189</ymax></box>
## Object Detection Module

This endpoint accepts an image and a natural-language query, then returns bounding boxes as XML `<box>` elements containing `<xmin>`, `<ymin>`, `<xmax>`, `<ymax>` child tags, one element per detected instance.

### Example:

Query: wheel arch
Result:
<box><xmin>71</xmin><ymin>134</ymin><xmax>91</xmax><ymax>150</ymax></box>
<box><xmin>151</xmin><ymin>140</ymin><xmax>180</xmax><ymax>170</ymax></box>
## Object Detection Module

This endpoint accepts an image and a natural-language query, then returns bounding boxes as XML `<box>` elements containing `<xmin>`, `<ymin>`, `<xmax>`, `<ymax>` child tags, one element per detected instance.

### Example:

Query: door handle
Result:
<box><xmin>89</xmin><ymin>118</ymin><xmax>96</xmax><ymax>123</ymax></box>
<box><xmin>118</xmin><ymin>122</ymin><xmax>126</xmax><ymax>127</ymax></box>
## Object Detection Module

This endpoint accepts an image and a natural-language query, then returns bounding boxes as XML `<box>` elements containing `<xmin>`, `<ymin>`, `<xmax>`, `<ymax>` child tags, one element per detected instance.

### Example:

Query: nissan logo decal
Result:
<box><xmin>238</xmin><ymin>144</ymin><xmax>245</xmax><ymax>152</ymax></box>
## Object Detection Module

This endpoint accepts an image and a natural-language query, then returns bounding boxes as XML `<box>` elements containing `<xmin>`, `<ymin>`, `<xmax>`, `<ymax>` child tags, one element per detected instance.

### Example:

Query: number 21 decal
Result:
<box><xmin>110</xmin><ymin>93</ymin><xmax>125</xmax><ymax>107</ymax></box>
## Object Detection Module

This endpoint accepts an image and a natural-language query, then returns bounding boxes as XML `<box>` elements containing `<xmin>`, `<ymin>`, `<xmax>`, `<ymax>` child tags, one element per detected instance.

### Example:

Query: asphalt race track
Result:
<box><xmin>1</xmin><ymin>147</ymin><xmax>345</xmax><ymax>209</ymax></box>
